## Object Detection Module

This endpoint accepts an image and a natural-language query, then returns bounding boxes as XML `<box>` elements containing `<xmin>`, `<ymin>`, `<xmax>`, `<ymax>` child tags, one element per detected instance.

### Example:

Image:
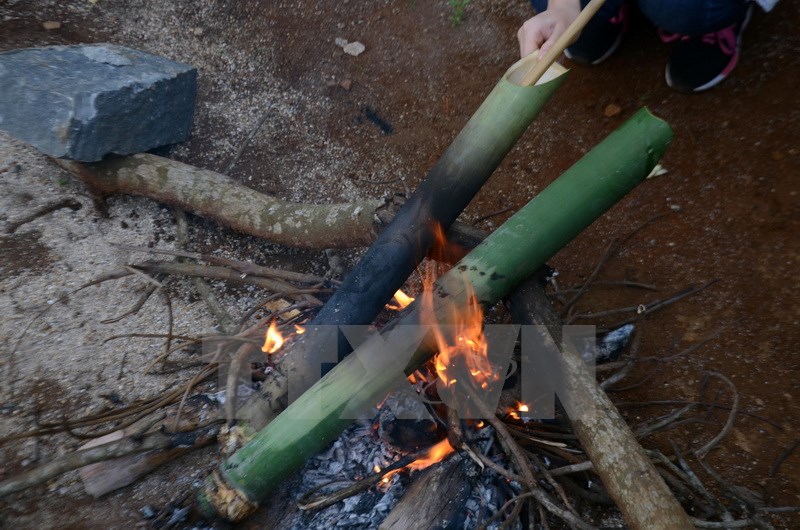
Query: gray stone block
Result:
<box><xmin>0</xmin><ymin>44</ymin><xmax>197</xmax><ymax>161</ymax></box>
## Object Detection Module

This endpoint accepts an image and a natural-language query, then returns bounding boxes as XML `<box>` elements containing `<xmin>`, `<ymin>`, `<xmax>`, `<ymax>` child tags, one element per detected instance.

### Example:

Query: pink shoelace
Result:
<box><xmin>658</xmin><ymin>26</ymin><xmax>738</xmax><ymax>56</ymax></box>
<box><xmin>609</xmin><ymin>4</ymin><xmax>627</xmax><ymax>25</ymax></box>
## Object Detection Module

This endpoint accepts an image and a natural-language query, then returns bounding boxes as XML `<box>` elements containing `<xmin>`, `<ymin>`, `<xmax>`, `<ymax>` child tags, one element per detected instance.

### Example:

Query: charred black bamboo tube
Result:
<box><xmin>303</xmin><ymin>57</ymin><xmax>569</xmax><ymax>355</ymax></box>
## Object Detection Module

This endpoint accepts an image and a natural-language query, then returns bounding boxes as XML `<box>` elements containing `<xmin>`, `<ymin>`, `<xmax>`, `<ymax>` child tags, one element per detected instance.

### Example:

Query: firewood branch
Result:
<box><xmin>509</xmin><ymin>279</ymin><xmax>694</xmax><ymax>530</ymax></box>
<box><xmin>54</xmin><ymin>154</ymin><xmax>385</xmax><ymax>249</ymax></box>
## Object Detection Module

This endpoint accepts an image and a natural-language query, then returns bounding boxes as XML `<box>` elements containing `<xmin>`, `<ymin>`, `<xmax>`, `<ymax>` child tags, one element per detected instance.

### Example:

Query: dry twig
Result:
<box><xmin>694</xmin><ymin>371</ymin><xmax>739</xmax><ymax>459</ymax></box>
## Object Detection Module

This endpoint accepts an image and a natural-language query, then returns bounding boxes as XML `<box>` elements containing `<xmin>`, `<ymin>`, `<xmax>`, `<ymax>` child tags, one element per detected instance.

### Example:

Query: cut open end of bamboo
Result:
<box><xmin>506</xmin><ymin>51</ymin><xmax>568</xmax><ymax>87</ymax></box>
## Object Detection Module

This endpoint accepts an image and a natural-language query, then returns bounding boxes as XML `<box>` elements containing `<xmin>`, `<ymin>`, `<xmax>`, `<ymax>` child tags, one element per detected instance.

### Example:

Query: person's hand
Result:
<box><xmin>517</xmin><ymin>0</ymin><xmax>581</xmax><ymax>58</ymax></box>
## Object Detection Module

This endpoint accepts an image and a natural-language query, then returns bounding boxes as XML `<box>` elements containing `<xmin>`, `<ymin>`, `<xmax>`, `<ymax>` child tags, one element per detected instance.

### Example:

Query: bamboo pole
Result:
<box><xmin>197</xmin><ymin>108</ymin><xmax>674</xmax><ymax>522</ymax></box>
<box><xmin>237</xmin><ymin>56</ymin><xmax>569</xmax><ymax>427</ymax></box>
<box><xmin>294</xmin><ymin>57</ymin><xmax>569</xmax><ymax>367</ymax></box>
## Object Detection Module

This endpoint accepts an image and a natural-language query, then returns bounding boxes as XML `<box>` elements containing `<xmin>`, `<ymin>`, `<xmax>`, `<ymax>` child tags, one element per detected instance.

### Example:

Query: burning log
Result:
<box><xmin>508</xmin><ymin>279</ymin><xmax>694</xmax><ymax>529</ymax></box>
<box><xmin>197</xmin><ymin>108</ymin><xmax>674</xmax><ymax>522</ymax></box>
<box><xmin>378</xmin><ymin>454</ymin><xmax>475</xmax><ymax>530</ymax></box>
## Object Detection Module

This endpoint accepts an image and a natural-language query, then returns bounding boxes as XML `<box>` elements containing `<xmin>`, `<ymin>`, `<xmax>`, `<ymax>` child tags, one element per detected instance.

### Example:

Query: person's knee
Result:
<box><xmin>638</xmin><ymin>0</ymin><xmax>747</xmax><ymax>34</ymax></box>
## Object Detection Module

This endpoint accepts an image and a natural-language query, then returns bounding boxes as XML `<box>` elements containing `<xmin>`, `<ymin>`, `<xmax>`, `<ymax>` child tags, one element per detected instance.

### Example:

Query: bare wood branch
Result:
<box><xmin>173</xmin><ymin>208</ymin><xmax>237</xmax><ymax>334</ymax></box>
<box><xmin>113</xmin><ymin>243</ymin><xmax>331</xmax><ymax>285</ymax></box>
<box><xmin>0</xmin><ymin>431</ymin><xmax>172</xmax><ymax>497</ymax></box>
<box><xmin>129</xmin><ymin>261</ymin><xmax>325</xmax><ymax>305</ymax></box>
<box><xmin>54</xmin><ymin>154</ymin><xmax>385</xmax><ymax>249</ymax></box>
<box><xmin>509</xmin><ymin>279</ymin><xmax>694</xmax><ymax>530</ymax></box>
<box><xmin>694</xmin><ymin>371</ymin><xmax>739</xmax><ymax>459</ymax></box>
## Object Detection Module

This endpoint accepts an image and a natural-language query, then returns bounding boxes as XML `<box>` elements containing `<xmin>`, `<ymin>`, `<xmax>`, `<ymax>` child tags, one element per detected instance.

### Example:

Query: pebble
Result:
<box><xmin>604</xmin><ymin>103</ymin><xmax>622</xmax><ymax>117</ymax></box>
<box><xmin>343</xmin><ymin>41</ymin><xmax>366</xmax><ymax>56</ymax></box>
<box><xmin>42</xmin><ymin>21</ymin><xmax>62</xmax><ymax>30</ymax></box>
<box><xmin>339</xmin><ymin>79</ymin><xmax>352</xmax><ymax>91</ymax></box>
<box><xmin>334</xmin><ymin>37</ymin><xmax>348</xmax><ymax>47</ymax></box>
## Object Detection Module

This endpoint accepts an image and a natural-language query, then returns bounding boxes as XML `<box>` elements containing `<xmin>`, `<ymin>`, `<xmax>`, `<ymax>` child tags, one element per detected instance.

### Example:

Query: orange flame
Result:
<box><xmin>424</xmin><ymin>279</ymin><xmax>499</xmax><ymax>398</ymax></box>
<box><xmin>405</xmin><ymin>438</ymin><xmax>454</xmax><ymax>471</ymax></box>
<box><xmin>506</xmin><ymin>402</ymin><xmax>530</xmax><ymax>421</ymax></box>
<box><xmin>386</xmin><ymin>288</ymin><xmax>416</xmax><ymax>311</ymax></box>
<box><xmin>261</xmin><ymin>321</ymin><xmax>285</xmax><ymax>355</ymax></box>
<box><xmin>377</xmin><ymin>438</ymin><xmax>455</xmax><ymax>485</ymax></box>
<box><xmin>427</xmin><ymin>222</ymin><xmax>452</xmax><ymax>262</ymax></box>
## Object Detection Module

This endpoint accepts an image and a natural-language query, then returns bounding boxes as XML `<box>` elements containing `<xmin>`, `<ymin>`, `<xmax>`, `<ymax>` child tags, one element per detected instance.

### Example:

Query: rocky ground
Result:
<box><xmin>1</xmin><ymin>0</ymin><xmax>798</xmax><ymax>528</ymax></box>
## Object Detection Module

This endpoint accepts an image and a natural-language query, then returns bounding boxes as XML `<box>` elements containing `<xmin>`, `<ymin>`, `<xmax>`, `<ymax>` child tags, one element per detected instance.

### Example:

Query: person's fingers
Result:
<box><xmin>539</xmin><ymin>31</ymin><xmax>558</xmax><ymax>55</ymax></box>
<box><xmin>539</xmin><ymin>22</ymin><xmax>568</xmax><ymax>55</ymax></box>
<box><xmin>517</xmin><ymin>18</ymin><xmax>549</xmax><ymax>57</ymax></box>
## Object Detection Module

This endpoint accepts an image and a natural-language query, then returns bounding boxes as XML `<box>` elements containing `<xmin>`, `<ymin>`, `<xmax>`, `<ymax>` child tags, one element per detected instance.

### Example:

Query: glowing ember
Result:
<box><xmin>386</xmin><ymin>288</ymin><xmax>416</xmax><ymax>310</ymax></box>
<box><xmin>518</xmin><ymin>403</ymin><xmax>529</xmax><ymax>412</ymax></box>
<box><xmin>294</xmin><ymin>324</ymin><xmax>306</xmax><ymax>335</ymax></box>
<box><xmin>261</xmin><ymin>321</ymin><xmax>285</xmax><ymax>355</ymax></box>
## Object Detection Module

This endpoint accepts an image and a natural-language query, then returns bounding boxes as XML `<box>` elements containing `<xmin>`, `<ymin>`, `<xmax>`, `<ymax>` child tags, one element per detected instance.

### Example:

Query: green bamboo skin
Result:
<box><xmin>198</xmin><ymin>108</ymin><xmax>673</xmax><ymax>522</ymax></box>
<box><xmin>432</xmin><ymin>107</ymin><xmax>673</xmax><ymax>311</ymax></box>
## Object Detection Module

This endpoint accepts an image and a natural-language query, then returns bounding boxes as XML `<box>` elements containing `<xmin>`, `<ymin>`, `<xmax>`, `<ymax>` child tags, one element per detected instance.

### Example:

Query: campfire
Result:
<box><xmin>230</xmin><ymin>249</ymin><xmax>623</xmax><ymax>528</ymax></box>
<box><xmin>235</xmin><ymin>257</ymin><xmax>563</xmax><ymax>527</ymax></box>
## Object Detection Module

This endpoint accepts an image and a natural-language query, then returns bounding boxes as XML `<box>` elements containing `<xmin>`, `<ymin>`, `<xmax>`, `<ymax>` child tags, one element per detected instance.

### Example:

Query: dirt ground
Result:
<box><xmin>1</xmin><ymin>0</ymin><xmax>798</xmax><ymax>528</ymax></box>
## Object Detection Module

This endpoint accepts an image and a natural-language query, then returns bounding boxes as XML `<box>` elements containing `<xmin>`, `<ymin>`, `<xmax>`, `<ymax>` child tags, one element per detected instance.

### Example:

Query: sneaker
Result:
<box><xmin>564</xmin><ymin>3</ymin><xmax>628</xmax><ymax>65</ymax></box>
<box><xmin>662</xmin><ymin>3</ymin><xmax>754</xmax><ymax>92</ymax></box>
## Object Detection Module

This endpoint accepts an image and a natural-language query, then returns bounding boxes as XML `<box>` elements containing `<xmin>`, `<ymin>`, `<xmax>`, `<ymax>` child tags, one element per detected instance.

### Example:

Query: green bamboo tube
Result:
<box><xmin>198</xmin><ymin>108</ymin><xmax>673</xmax><ymax>521</ymax></box>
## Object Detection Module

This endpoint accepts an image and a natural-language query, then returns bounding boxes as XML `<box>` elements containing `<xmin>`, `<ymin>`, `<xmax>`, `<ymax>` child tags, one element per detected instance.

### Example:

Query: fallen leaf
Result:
<box><xmin>604</xmin><ymin>103</ymin><xmax>621</xmax><ymax>117</ymax></box>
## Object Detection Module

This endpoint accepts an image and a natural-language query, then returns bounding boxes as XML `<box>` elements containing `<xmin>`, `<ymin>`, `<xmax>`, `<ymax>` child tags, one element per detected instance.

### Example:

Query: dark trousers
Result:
<box><xmin>530</xmin><ymin>0</ymin><xmax>749</xmax><ymax>35</ymax></box>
